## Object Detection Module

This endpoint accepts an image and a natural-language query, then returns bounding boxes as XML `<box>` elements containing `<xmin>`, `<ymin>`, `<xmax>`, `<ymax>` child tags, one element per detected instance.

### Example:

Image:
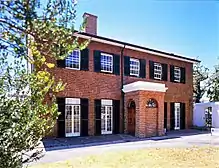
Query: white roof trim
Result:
<box><xmin>195</xmin><ymin>102</ymin><xmax>219</xmax><ymax>106</ymax></box>
<box><xmin>122</xmin><ymin>81</ymin><xmax>168</xmax><ymax>93</ymax></box>
<box><xmin>75</xmin><ymin>33</ymin><xmax>197</xmax><ymax>64</ymax></box>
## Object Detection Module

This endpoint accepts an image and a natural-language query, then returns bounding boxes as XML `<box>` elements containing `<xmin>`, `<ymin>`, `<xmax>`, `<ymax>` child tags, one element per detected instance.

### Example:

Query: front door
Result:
<box><xmin>65</xmin><ymin>105</ymin><xmax>80</xmax><ymax>137</ymax></box>
<box><xmin>128</xmin><ymin>107</ymin><xmax>135</xmax><ymax>135</ymax></box>
<box><xmin>101</xmin><ymin>106</ymin><xmax>113</xmax><ymax>134</ymax></box>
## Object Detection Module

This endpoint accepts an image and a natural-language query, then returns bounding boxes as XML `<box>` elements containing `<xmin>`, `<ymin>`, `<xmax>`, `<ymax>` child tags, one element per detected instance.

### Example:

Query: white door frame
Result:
<box><xmin>101</xmin><ymin>106</ymin><xmax>113</xmax><ymax>135</ymax></box>
<box><xmin>65</xmin><ymin>105</ymin><xmax>81</xmax><ymax>137</ymax></box>
<box><xmin>174</xmin><ymin>103</ymin><xmax>180</xmax><ymax>130</ymax></box>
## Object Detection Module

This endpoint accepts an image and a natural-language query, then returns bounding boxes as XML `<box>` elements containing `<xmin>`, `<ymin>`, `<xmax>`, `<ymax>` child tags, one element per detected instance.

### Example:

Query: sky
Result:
<box><xmin>71</xmin><ymin>0</ymin><xmax>219</xmax><ymax>71</ymax></box>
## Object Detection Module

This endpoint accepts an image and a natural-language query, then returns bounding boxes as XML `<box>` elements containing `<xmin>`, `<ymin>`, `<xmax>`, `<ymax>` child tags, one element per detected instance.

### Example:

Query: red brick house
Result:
<box><xmin>49</xmin><ymin>13</ymin><xmax>200</xmax><ymax>138</ymax></box>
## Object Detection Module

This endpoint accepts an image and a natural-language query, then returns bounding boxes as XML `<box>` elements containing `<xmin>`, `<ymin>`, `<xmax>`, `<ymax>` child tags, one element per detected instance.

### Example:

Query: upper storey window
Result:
<box><xmin>149</xmin><ymin>61</ymin><xmax>167</xmax><ymax>81</ymax></box>
<box><xmin>174</xmin><ymin>66</ymin><xmax>181</xmax><ymax>82</ymax></box>
<box><xmin>93</xmin><ymin>50</ymin><xmax>120</xmax><ymax>75</ymax></box>
<box><xmin>100</xmin><ymin>53</ymin><xmax>113</xmax><ymax>73</ymax></box>
<box><xmin>66</xmin><ymin>50</ymin><xmax>80</xmax><ymax>70</ymax></box>
<box><xmin>170</xmin><ymin>65</ymin><xmax>186</xmax><ymax>84</ymax></box>
<box><xmin>154</xmin><ymin>63</ymin><xmax>162</xmax><ymax>80</ymax></box>
<box><xmin>130</xmin><ymin>58</ymin><xmax>140</xmax><ymax>76</ymax></box>
<box><xmin>124</xmin><ymin>56</ymin><xmax>146</xmax><ymax>78</ymax></box>
<box><xmin>57</xmin><ymin>48</ymin><xmax>89</xmax><ymax>71</ymax></box>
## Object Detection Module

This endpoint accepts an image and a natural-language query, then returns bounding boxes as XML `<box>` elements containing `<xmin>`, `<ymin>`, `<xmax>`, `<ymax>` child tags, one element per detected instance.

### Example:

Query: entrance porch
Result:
<box><xmin>123</xmin><ymin>81</ymin><xmax>168</xmax><ymax>137</ymax></box>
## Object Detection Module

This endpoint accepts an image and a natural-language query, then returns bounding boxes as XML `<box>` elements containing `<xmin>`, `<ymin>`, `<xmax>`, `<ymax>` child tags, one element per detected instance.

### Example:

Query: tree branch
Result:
<box><xmin>0</xmin><ymin>19</ymin><xmax>35</xmax><ymax>37</ymax></box>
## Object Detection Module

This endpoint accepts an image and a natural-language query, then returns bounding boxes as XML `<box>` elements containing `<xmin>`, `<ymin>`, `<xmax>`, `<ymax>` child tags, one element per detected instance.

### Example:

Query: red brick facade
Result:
<box><xmin>46</xmin><ymin>13</ymin><xmax>198</xmax><ymax>138</ymax></box>
<box><xmin>46</xmin><ymin>40</ymin><xmax>195</xmax><ymax>137</ymax></box>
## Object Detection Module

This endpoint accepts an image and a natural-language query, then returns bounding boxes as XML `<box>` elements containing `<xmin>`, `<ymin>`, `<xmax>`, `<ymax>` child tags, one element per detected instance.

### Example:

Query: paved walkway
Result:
<box><xmin>42</xmin><ymin>129</ymin><xmax>209</xmax><ymax>151</ymax></box>
<box><xmin>29</xmin><ymin>129</ymin><xmax>219</xmax><ymax>166</ymax></box>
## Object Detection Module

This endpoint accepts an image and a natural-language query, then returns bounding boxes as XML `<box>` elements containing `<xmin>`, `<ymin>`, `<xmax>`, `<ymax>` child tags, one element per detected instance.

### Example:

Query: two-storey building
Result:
<box><xmin>49</xmin><ymin>13</ymin><xmax>200</xmax><ymax>138</ymax></box>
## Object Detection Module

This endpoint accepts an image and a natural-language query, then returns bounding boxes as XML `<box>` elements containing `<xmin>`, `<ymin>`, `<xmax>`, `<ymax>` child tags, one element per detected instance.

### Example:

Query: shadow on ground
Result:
<box><xmin>42</xmin><ymin>129</ymin><xmax>210</xmax><ymax>152</ymax></box>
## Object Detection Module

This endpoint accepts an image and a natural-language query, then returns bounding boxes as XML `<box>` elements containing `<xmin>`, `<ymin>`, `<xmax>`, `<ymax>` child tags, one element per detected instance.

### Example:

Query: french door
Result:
<box><xmin>65</xmin><ymin>105</ymin><xmax>80</xmax><ymax>137</ymax></box>
<box><xmin>174</xmin><ymin>103</ymin><xmax>180</xmax><ymax>130</ymax></box>
<box><xmin>101</xmin><ymin>106</ymin><xmax>113</xmax><ymax>134</ymax></box>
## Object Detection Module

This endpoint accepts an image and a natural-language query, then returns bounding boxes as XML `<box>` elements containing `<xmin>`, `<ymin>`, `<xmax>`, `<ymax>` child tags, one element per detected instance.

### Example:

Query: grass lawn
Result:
<box><xmin>31</xmin><ymin>146</ymin><xmax>219</xmax><ymax>168</ymax></box>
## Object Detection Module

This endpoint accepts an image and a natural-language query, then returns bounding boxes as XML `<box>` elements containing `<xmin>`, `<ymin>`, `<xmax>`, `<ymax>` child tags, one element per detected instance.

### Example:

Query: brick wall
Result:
<box><xmin>124</xmin><ymin>90</ymin><xmax>165</xmax><ymax>138</ymax></box>
<box><xmin>47</xmin><ymin>40</ymin><xmax>194</xmax><ymax>137</ymax></box>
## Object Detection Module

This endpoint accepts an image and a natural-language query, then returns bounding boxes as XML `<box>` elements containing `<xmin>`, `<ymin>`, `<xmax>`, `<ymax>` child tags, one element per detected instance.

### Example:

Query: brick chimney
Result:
<box><xmin>83</xmin><ymin>13</ymin><xmax>97</xmax><ymax>35</ymax></box>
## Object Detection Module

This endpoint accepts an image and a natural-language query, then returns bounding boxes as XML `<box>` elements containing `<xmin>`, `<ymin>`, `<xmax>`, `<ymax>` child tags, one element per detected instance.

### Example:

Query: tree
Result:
<box><xmin>193</xmin><ymin>62</ymin><xmax>209</xmax><ymax>103</ymax></box>
<box><xmin>207</xmin><ymin>63</ymin><xmax>219</xmax><ymax>101</ymax></box>
<box><xmin>0</xmin><ymin>0</ymin><xmax>88</xmax><ymax>167</ymax></box>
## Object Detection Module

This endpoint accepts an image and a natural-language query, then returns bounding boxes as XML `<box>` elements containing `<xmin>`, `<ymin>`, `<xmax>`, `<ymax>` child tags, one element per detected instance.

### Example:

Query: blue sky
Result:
<box><xmin>71</xmin><ymin>0</ymin><xmax>218</xmax><ymax>70</ymax></box>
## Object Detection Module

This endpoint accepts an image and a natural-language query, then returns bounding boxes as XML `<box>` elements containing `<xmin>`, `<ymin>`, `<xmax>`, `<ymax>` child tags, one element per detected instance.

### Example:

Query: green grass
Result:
<box><xmin>31</xmin><ymin>146</ymin><xmax>219</xmax><ymax>168</ymax></box>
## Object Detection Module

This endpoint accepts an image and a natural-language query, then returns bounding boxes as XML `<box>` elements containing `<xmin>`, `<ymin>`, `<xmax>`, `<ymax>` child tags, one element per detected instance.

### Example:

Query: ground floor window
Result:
<box><xmin>65</xmin><ymin>98</ymin><xmax>81</xmax><ymax>137</ymax></box>
<box><xmin>101</xmin><ymin>99</ymin><xmax>113</xmax><ymax>134</ymax></box>
<box><xmin>174</xmin><ymin>103</ymin><xmax>180</xmax><ymax>130</ymax></box>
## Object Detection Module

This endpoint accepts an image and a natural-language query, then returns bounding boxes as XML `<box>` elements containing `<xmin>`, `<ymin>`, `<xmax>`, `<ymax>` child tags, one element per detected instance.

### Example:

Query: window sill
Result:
<box><xmin>66</xmin><ymin>67</ymin><xmax>80</xmax><ymax>70</ymax></box>
<box><xmin>130</xmin><ymin>73</ymin><xmax>140</xmax><ymax>77</ymax></box>
<box><xmin>100</xmin><ymin>70</ymin><xmax>113</xmax><ymax>74</ymax></box>
<box><xmin>154</xmin><ymin>77</ymin><xmax>162</xmax><ymax>80</ymax></box>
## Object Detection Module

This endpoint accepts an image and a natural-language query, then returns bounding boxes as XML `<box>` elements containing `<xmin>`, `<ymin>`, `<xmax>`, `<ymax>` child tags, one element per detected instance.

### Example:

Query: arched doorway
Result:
<box><xmin>128</xmin><ymin>100</ymin><xmax>136</xmax><ymax>135</ymax></box>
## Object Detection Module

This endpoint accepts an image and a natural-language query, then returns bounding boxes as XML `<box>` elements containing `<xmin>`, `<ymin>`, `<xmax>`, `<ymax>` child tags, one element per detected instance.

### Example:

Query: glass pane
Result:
<box><xmin>66</xmin><ymin>50</ymin><xmax>80</xmax><ymax>69</ymax></box>
<box><xmin>65</xmin><ymin>105</ymin><xmax>72</xmax><ymax>134</ymax></box>
<box><xmin>101</xmin><ymin>106</ymin><xmax>105</xmax><ymax>114</ymax></box>
<box><xmin>101</xmin><ymin>114</ymin><xmax>106</xmax><ymax>131</ymax></box>
<box><xmin>73</xmin><ymin>105</ymin><xmax>80</xmax><ymax>133</ymax></box>
<box><xmin>101</xmin><ymin>54</ymin><xmax>112</xmax><ymax>72</ymax></box>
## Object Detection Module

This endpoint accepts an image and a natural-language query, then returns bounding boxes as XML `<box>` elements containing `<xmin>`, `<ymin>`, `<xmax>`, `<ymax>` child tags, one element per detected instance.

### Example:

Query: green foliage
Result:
<box><xmin>193</xmin><ymin>62</ymin><xmax>209</xmax><ymax>103</ymax></box>
<box><xmin>0</xmin><ymin>0</ymin><xmax>88</xmax><ymax>167</ymax></box>
<box><xmin>207</xmin><ymin>63</ymin><xmax>219</xmax><ymax>101</ymax></box>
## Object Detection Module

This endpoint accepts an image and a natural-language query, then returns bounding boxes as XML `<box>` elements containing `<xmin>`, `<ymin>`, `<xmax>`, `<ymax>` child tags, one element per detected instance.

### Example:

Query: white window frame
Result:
<box><xmin>154</xmin><ymin>63</ymin><xmax>162</xmax><ymax>80</ymax></box>
<box><xmin>101</xmin><ymin>99</ymin><xmax>113</xmax><ymax>135</ymax></box>
<box><xmin>65</xmin><ymin>98</ymin><xmax>81</xmax><ymax>137</ymax></box>
<box><xmin>100</xmin><ymin>53</ymin><xmax>113</xmax><ymax>73</ymax></box>
<box><xmin>174</xmin><ymin>103</ymin><xmax>180</xmax><ymax>130</ymax></box>
<box><xmin>65</xmin><ymin>49</ymin><xmax>81</xmax><ymax>70</ymax></box>
<box><xmin>174</xmin><ymin>66</ymin><xmax>181</xmax><ymax>82</ymax></box>
<box><xmin>130</xmin><ymin>58</ymin><xmax>140</xmax><ymax>76</ymax></box>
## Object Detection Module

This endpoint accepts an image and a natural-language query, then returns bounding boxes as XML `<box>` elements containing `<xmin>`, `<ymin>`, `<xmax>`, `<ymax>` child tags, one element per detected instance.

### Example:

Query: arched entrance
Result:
<box><xmin>127</xmin><ymin>100</ymin><xmax>136</xmax><ymax>135</ymax></box>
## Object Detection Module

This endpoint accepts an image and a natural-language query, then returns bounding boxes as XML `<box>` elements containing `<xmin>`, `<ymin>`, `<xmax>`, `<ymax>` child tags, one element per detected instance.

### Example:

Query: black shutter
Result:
<box><xmin>124</xmin><ymin>56</ymin><xmax>130</xmax><ymax>76</ymax></box>
<box><xmin>180</xmin><ymin>103</ymin><xmax>186</xmax><ymax>129</ymax></box>
<box><xmin>162</xmin><ymin>63</ymin><xmax>168</xmax><ymax>81</ymax></box>
<box><xmin>94</xmin><ymin>50</ymin><xmax>101</xmax><ymax>72</ymax></box>
<box><xmin>94</xmin><ymin>99</ymin><xmax>101</xmax><ymax>135</ymax></box>
<box><xmin>80</xmin><ymin>48</ymin><xmax>89</xmax><ymax>71</ymax></box>
<box><xmin>113</xmin><ymin>54</ymin><xmax>120</xmax><ymax>75</ymax></box>
<box><xmin>113</xmin><ymin>100</ymin><xmax>120</xmax><ymax>134</ymax></box>
<box><xmin>180</xmin><ymin>67</ymin><xmax>186</xmax><ymax>84</ymax></box>
<box><xmin>57</xmin><ymin>97</ymin><xmax>65</xmax><ymax>137</ymax></box>
<box><xmin>170</xmin><ymin>102</ymin><xmax>175</xmax><ymax>130</ymax></box>
<box><xmin>57</xmin><ymin>59</ymin><xmax>65</xmax><ymax>68</ymax></box>
<box><xmin>139</xmin><ymin>59</ymin><xmax>146</xmax><ymax>78</ymax></box>
<box><xmin>57</xmin><ymin>45</ymin><xmax>67</xmax><ymax>68</ymax></box>
<box><xmin>164</xmin><ymin>102</ymin><xmax>167</xmax><ymax>129</ymax></box>
<box><xmin>81</xmin><ymin>98</ymin><xmax>89</xmax><ymax>136</ymax></box>
<box><xmin>149</xmin><ymin>60</ymin><xmax>154</xmax><ymax>79</ymax></box>
<box><xmin>170</xmin><ymin>65</ymin><xmax>175</xmax><ymax>82</ymax></box>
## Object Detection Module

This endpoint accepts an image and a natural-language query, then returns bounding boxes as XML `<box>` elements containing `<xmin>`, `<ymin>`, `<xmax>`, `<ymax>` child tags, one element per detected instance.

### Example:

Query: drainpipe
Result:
<box><xmin>120</xmin><ymin>44</ymin><xmax>126</xmax><ymax>133</ymax></box>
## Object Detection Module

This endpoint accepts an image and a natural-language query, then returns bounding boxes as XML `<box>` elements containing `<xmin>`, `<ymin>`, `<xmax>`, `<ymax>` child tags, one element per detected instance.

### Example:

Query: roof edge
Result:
<box><xmin>74</xmin><ymin>31</ymin><xmax>201</xmax><ymax>63</ymax></box>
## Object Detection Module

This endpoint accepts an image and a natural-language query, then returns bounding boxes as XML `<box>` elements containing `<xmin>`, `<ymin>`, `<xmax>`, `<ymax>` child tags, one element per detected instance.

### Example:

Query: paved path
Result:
<box><xmin>29</xmin><ymin>133</ymin><xmax>219</xmax><ymax>166</ymax></box>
